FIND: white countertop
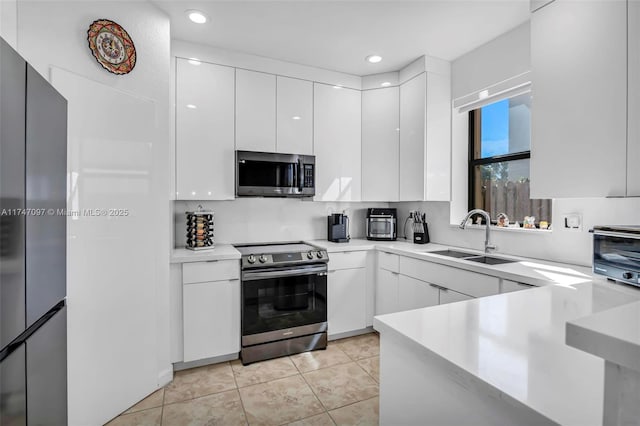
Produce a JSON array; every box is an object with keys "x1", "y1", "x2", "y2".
[
  {"x1": 170, "y1": 244, "x2": 241, "y2": 263},
  {"x1": 567, "y1": 299, "x2": 640, "y2": 372},
  {"x1": 374, "y1": 280, "x2": 640, "y2": 425},
  {"x1": 309, "y1": 238, "x2": 594, "y2": 287}
]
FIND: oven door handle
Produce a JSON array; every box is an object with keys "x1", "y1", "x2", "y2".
[{"x1": 242, "y1": 265, "x2": 328, "y2": 281}]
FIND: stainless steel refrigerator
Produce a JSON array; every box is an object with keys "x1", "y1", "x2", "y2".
[{"x1": 0, "y1": 37, "x2": 68, "y2": 425}]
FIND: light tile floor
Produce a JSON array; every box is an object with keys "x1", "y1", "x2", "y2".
[{"x1": 106, "y1": 333, "x2": 380, "y2": 426}]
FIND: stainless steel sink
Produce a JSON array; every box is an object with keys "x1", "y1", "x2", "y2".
[
  {"x1": 428, "y1": 249, "x2": 479, "y2": 258},
  {"x1": 428, "y1": 249, "x2": 517, "y2": 265},
  {"x1": 464, "y1": 256, "x2": 517, "y2": 265}
]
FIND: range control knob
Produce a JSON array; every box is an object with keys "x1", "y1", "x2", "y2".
[
  {"x1": 259, "y1": 255, "x2": 268, "y2": 263},
  {"x1": 316, "y1": 251, "x2": 324, "y2": 259},
  {"x1": 247, "y1": 255, "x2": 256, "y2": 264},
  {"x1": 307, "y1": 251, "x2": 314, "y2": 259},
  {"x1": 622, "y1": 272, "x2": 634, "y2": 280}
]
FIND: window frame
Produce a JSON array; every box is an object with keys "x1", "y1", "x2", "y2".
[{"x1": 467, "y1": 108, "x2": 531, "y2": 223}]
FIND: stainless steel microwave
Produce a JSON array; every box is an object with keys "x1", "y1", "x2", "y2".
[
  {"x1": 236, "y1": 150, "x2": 315, "y2": 198},
  {"x1": 592, "y1": 225, "x2": 640, "y2": 288}
]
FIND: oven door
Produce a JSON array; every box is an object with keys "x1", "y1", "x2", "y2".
[
  {"x1": 241, "y1": 264, "x2": 327, "y2": 346},
  {"x1": 367, "y1": 217, "x2": 395, "y2": 240},
  {"x1": 593, "y1": 231, "x2": 640, "y2": 286},
  {"x1": 236, "y1": 151, "x2": 314, "y2": 197}
]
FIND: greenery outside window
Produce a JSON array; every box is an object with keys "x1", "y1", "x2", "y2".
[{"x1": 468, "y1": 93, "x2": 552, "y2": 227}]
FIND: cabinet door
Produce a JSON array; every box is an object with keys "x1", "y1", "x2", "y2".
[
  {"x1": 629, "y1": 0, "x2": 640, "y2": 196},
  {"x1": 236, "y1": 69, "x2": 276, "y2": 152},
  {"x1": 399, "y1": 74, "x2": 426, "y2": 201},
  {"x1": 183, "y1": 280, "x2": 240, "y2": 362},
  {"x1": 328, "y1": 268, "x2": 366, "y2": 336},
  {"x1": 362, "y1": 87, "x2": 399, "y2": 201},
  {"x1": 398, "y1": 275, "x2": 439, "y2": 312},
  {"x1": 176, "y1": 59, "x2": 235, "y2": 200},
  {"x1": 276, "y1": 76, "x2": 312, "y2": 155},
  {"x1": 500, "y1": 279, "x2": 533, "y2": 294},
  {"x1": 375, "y1": 268, "x2": 399, "y2": 315},
  {"x1": 530, "y1": 0, "x2": 627, "y2": 198},
  {"x1": 314, "y1": 83, "x2": 362, "y2": 201},
  {"x1": 439, "y1": 288, "x2": 473, "y2": 305}
]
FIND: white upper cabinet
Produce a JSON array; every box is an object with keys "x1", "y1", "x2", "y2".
[
  {"x1": 530, "y1": 0, "x2": 627, "y2": 198},
  {"x1": 276, "y1": 76, "x2": 313, "y2": 155},
  {"x1": 399, "y1": 72, "x2": 451, "y2": 201},
  {"x1": 362, "y1": 87, "x2": 400, "y2": 201},
  {"x1": 236, "y1": 69, "x2": 276, "y2": 152},
  {"x1": 313, "y1": 83, "x2": 362, "y2": 201},
  {"x1": 399, "y1": 74, "x2": 426, "y2": 201},
  {"x1": 628, "y1": 0, "x2": 640, "y2": 196},
  {"x1": 175, "y1": 58, "x2": 235, "y2": 200}
]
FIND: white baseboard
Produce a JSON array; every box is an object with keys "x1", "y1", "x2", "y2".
[{"x1": 157, "y1": 368, "x2": 173, "y2": 387}]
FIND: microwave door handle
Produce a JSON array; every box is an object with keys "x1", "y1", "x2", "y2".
[{"x1": 297, "y1": 159, "x2": 304, "y2": 192}]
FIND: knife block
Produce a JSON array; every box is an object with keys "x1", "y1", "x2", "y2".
[{"x1": 413, "y1": 222, "x2": 430, "y2": 244}]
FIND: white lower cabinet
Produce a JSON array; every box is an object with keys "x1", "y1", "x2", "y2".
[
  {"x1": 376, "y1": 268, "x2": 399, "y2": 315},
  {"x1": 183, "y1": 279, "x2": 240, "y2": 362},
  {"x1": 439, "y1": 288, "x2": 473, "y2": 305},
  {"x1": 328, "y1": 268, "x2": 367, "y2": 336},
  {"x1": 181, "y1": 259, "x2": 241, "y2": 363},
  {"x1": 397, "y1": 275, "x2": 439, "y2": 311}
]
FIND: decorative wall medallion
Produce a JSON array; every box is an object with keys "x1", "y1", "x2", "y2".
[{"x1": 87, "y1": 19, "x2": 136, "y2": 75}]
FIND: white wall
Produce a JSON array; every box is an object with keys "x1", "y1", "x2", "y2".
[
  {"x1": 15, "y1": 1, "x2": 171, "y2": 425},
  {"x1": 174, "y1": 200, "x2": 389, "y2": 247}
]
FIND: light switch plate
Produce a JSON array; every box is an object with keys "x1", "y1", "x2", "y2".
[{"x1": 562, "y1": 213, "x2": 582, "y2": 231}]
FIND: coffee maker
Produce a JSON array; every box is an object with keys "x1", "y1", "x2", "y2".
[{"x1": 327, "y1": 213, "x2": 350, "y2": 243}]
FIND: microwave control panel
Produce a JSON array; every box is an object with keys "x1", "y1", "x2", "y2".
[{"x1": 303, "y1": 164, "x2": 314, "y2": 188}]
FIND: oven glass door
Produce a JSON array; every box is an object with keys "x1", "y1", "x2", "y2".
[
  {"x1": 238, "y1": 159, "x2": 298, "y2": 189},
  {"x1": 369, "y1": 218, "x2": 393, "y2": 237},
  {"x1": 594, "y1": 233, "x2": 640, "y2": 270},
  {"x1": 242, "y1": 265, "x2": 327, "y2": 336}
]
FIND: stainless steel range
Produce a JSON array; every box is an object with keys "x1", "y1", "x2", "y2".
[{"x1": 235, "y1": 242, "x2": 329, "y2": 364}]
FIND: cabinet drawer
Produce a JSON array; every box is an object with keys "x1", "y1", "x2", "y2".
[
  {"x1": 399, "y1": 257, "x2": 499, "y2": 298},
  {"x1": 182, "y1": 260, "x2": 239, "y2": 284},
  {"x1": 439, "y1": 288, "x2": 473, "y2": 305},
  {"x1": 501, "y1": 279, "x2": 534, "y2": 293},
  {"x1": 328, "y1": 251, "x2": 367, "y2": 271},
  {"x1": 378, "y1": 251, "x2": 399, "y2": 273}
]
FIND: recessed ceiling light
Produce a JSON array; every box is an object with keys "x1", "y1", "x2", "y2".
[
  {"x1": 292, "y1": 116, "x2": 301, "y2": 120},
  {"x1": 186, "y1": 104, "x2": 197, "y2": 109},
  {"x1": 381, "y1": 82, "x2": 391, "y2": 87},
  {"x1": 333, "y1": 85, "x2": 342, "y2": 89},
  {"x1": 366, "y1": 55, "x2": 382, "y2": 64},
  {"x1": 187, "y1": 58, "x2": 201, "y2": 66},
  {"x1": 478, "y1": 90, "x2": 489, "y2": 99},
  {"x1": 186, "y1": 10, "x2": 208, "y2": 24}
]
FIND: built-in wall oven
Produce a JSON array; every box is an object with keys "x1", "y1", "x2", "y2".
[
  {"x1": 592, "y1": 225, "x2": 640, "y2": 288},
  {"x1": 236, "y1": 242, "x2": 328, "y2": 364}
]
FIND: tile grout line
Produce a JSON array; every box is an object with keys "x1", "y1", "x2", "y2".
[
  {"x1": 290, "y1": 355, "x2": 333, "y2": 421},
  {"x1": 228, "y1": 361, "x2": 251, "y2": 425},
  {"x1": 160, "y1": 387, "x2": 166, "y2": 426}
]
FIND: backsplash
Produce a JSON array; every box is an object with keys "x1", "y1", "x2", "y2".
[
  {"x1": 173, "y1": 199, "x2": 389, "y2": 247},
  {"x1": 394, "y1": 198, "x2": 640, "y2": 267}
]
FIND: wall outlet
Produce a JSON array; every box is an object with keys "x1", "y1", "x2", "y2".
[{"x1": 562, "y1": 213, "x2": 582, "y2": 231}]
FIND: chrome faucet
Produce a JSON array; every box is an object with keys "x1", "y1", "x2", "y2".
[{"x1": 459, "y1": 209, "x2": 497, "y2": 253}]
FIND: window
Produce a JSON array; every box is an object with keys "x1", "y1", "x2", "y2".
[{"x1": 468, "y1": 93, "x2": 551, "y2": 227}]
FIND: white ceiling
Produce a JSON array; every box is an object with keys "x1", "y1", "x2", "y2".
[{"x1": 152, "y1": 0, "x2": 530, "y2": 76}]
